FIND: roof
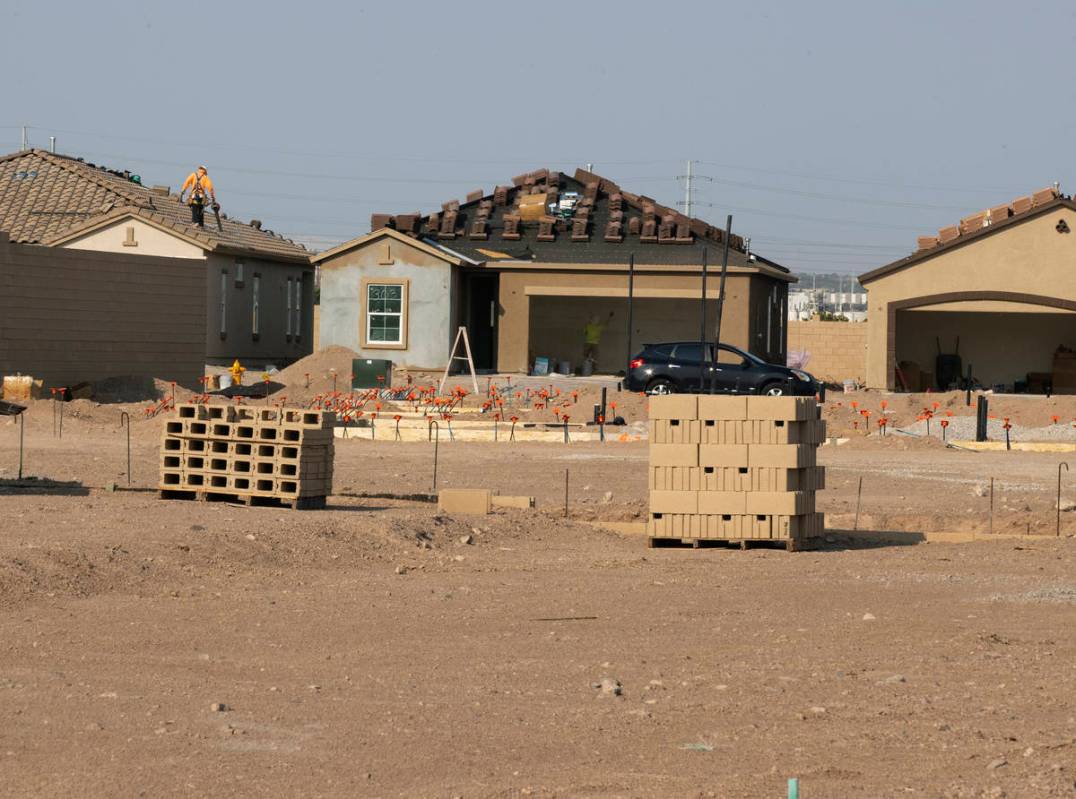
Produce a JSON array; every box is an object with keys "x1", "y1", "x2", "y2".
[
  {"x1": 861, "y1": 192, "x2": 1076, "y2": 284},
  {"x1": 352, "y1": 167, "x2": 790, "y2": 275},
  {"x1": 311, "y1": 226, "x2": 465, "y2": 266},
  {"x1": 0, "y1": 149, "x2": 309, "y2": 262}
]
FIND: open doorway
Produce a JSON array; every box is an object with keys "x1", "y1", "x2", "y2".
[{"x1": 465, "y1": 273, "x2": 499, "y2": 371}]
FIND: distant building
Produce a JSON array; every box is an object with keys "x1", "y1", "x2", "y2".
[
  {"x1": 313, "y1": 167, "x2": 796, "y2": 375},
  {"x1": 0, "y1": 148, "x2": 315, "y2": 367}
]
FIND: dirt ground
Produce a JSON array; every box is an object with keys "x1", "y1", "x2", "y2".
[{"x1": 3, "y1": 403, "x2": 1076, "y2": 797}]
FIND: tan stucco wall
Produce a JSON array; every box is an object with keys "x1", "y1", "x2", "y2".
[
  {"x1": 788, "y1": 320, "x2": 868, "y2": 383},
  {"x1": 496, "y1": 266, "x2": 759, "y2": 373},
  {"x1": 862, "y1": 207, "x2": 1076, "y2": 388},
  {"x1": 62, "y1": 217, "x2": 205, "y2": 260}
]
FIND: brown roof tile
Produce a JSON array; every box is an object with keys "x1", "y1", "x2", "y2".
[{"x1": 0, "y1": 149, "x2": 308, "y2": 262}]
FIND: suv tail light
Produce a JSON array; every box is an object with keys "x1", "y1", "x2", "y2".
[{"x1": 629, "y1": 358, "x2": 644, "y2": 370}]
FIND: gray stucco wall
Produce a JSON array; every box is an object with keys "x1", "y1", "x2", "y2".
[
  {"x1": 205, "y1": 253, "x2": 314, "y2": 367},
  {"x1": 319, "y1": 243, "x2": 454, "y2": 369}
]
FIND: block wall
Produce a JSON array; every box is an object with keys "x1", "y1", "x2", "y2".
[{"x1": 788, "y1": 320, "x2": 868, "y2": 383}]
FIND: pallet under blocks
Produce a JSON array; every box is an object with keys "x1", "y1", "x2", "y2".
[
  {"x1": 159, "y1": 404, "x2": 335, "y2": 509},
  {"x1": 648, "y1": 394, "x2": 825, "y2": 549}
]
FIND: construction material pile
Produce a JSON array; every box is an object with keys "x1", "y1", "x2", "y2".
[
  {"x1": 648, "y1": 394, "x2": 825, "y2": 549},
  {"x1": 159, "y1": 403, "x2": 335, "y2": 509}
]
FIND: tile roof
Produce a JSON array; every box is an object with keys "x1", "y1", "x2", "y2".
[
  {"x1": 0, "y1": 149, "x2": 309, "y2": 262},
  {"x1": 366, "y1": 167, "x2": 788, "y2": 273},
  {"x1": 860, "y1": 192, "x2": 1076, "y2": 284}
]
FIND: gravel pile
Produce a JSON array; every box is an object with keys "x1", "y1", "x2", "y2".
[{"x1": 895, "y1": 415, "x2": 1076, "y2": 443}]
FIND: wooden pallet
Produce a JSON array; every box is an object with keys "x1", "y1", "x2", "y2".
[
  {"x1": 646, "y1": 536, "x2": 820, "y2": 552},
  {"x1": 158, "y1": 488, "x2": 327, "y2": 511}
]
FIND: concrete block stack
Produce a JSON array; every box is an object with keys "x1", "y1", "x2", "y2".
[
  {"x1": 648, "y1": 394, "x2": 825, "y2": 549},
  {"x1": 159, "y1": 404, "x2": 335, "y2": 509}
]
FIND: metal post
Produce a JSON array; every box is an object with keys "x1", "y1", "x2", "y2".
[
  {"x1": 989, "y1": 477, "x2": 994, "y2": 535},
  {"x1": 58, "y1": 396, "x2": 64, "y2": 439},
  {"x1": 429, "y1": 421, "x2": 440, "y2": 492},
  {"x1": 564, "y1": 468, "x2": 569, "y2": 518},
  {"x1": 698, "y1": 247, "x2": 708, "y2": 392},
  {"x1": 965, "y1": 363, "x2": 973, "y2": 407},
  {"x1": 17, "y1": 412, "x2": 25, "y2": 480},
  {"x1": 625, "y1": 254, "x2": 635, "y2": 376},
  {"x1": 1058, "y1": 462, "x2": 1069, "y2": 537},
  {"x1": 120, "y1": 411, "x2": 131, "y2": 486},
  {"x1": 853, "y1": 476, "x2": 863, "y2": 531},
  {"x1": 975, "y1": 395, "x2": 988, "y2": 442},
  {"x1": 710, "y1": 215, "x2": 733, "y2": 394}
]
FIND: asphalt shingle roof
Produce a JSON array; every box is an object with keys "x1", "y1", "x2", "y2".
[{"x1": 0, "y1": 149, "x2": 309, "y2": 262}]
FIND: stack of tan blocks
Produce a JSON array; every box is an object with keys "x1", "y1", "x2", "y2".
[
  {"x1": 648, "y1": 394, "x2": 825, "y2": 549},
  {"x1": 159, "y1": 404, "x2": 335, "y2": 509}
]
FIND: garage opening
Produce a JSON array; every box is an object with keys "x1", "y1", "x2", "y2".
[
  {"x1": 528, "y1": 296, "x2": 721, "y2": 374},
  {"x1": 894, "y1": 303, "x2": 1076, "y2": 392}
]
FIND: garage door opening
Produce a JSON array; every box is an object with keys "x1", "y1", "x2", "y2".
[
  {"x1": 527, "y1": 296, "x2": 721, "y2": 374},
  {"x1": 895, "y1": 306, "x2": 1076, "y2": 391}
]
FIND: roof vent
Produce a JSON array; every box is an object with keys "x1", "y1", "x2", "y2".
[{"x1": 150, "y1": 185, "x2": 170, "y2": 197}]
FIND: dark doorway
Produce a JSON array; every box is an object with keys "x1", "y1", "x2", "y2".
[{"x1": 465, "y1": 273, "x2": 499, "y2": 371}]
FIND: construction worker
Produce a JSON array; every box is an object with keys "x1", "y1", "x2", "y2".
[
  {"x1": 179, "y1": 165, "x2": 216, "y2": 227},
  {"x1": 583, "y1": 311, "x2": 614, "y2": 366}
]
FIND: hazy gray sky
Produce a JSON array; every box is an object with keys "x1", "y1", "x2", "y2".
[{"x1": 4, "y1": 0, "x2": 1075, "y2": 275}]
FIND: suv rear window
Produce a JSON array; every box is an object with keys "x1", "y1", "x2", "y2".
[{"x1": 673, "y1": 343, "x2": 708, "y2": 362}]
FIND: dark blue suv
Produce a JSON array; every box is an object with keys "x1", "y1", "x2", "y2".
[{"x1": 625, "y1": 341, "x2": 819, "y2": 396}]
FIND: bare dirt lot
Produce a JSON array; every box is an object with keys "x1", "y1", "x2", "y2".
[{"x1": 3, "y1": 404, "x2": 1076, "y2": 797}]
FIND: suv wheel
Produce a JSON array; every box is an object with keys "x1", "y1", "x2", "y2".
[
  {"x1": 760, "y1": 381, "x2": 786, "y2": 396},
  {"x1": 646, "y1": 377, "x2": 676, "y2": 395}
]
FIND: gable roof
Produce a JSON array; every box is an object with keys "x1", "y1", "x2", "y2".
[
  {"x1": 0, "y1": 149, "x2": 310, "y2": 263},
  {"x1": 358, "y1": 167, "x2": 789, "y2": 274},
  {"x1": 860, "y1": 196, "x2": 1076, "y2": 284},
  {"x1": 310, "y1": 226, "x2": 465, "y2": 265}
]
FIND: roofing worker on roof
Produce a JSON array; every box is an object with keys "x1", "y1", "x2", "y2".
[{"x1": 178, "y1": 165, "x2": 216, "y2": 228}]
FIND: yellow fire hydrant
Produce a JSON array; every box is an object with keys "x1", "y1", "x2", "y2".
[{"x1": 229, "y1": 359, "x2": 246, "y2": 387}]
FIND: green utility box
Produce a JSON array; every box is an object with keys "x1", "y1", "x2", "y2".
[{"x1": 351, "y1": 358, "x2": 393, "y2": 390}]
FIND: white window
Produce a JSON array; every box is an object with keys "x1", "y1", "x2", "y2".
[
  {"x1": 252, "y1": 274, "x2": 260, "y2": 337},
  {"x1": 235, "y1": 260, "x2": 244, "y2": 286},
  {"x1": 219, "y1": 269, "x2": 227, "y2": 337},
  {"x1": 285, "y1": 278, "x2": 293, "y2": 337},
  {"x1": 366, "y1": 283, "x2": 404, "y2": 344},
  {"x1": 294, "y1": 278, "x2": 302, "y2": 341}
]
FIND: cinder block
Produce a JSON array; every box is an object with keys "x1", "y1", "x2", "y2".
[
  {"x1": 699, "y1": 444, "x2": 749, "y2": 468},
  {"x1": 747, "y1": 444, "x2": 816, "y2": 468},
  {"x1": 650, "y1": 443, "x2": 699, "y2": 467},
  {"x1": 697, "y1": 394, "x2": 748, "y2": 420},
  {"x1": 649, "y1": 466, "x2": 702, "y2": 491},
  {"x1": 649, "y1": 490, "x2": 698, "y2": 514},
  {"x1": 698, "y1": 491, "x2": 747, "y2": 514},
  {"x1": 649, "y1": 394, "x2": 698, "y2": 420},
  {"x1": 700, "y1": 466, "x2": 750, "y2": 492},
  {"x1": 745, "y1": 491, "x2": 814, "y2": 515},
  {"x1": 746, "y1": 396, "x2": 816, "y2": 421},
  {"x1": 492, "y1": 495, "x2": 535, "y2": 509},
  {"x1": 648, "y1": 419, "x2": 702, "y2": 444},
  {"x1": 438, "y1": 488, "x2": 493, "y2": 515}
]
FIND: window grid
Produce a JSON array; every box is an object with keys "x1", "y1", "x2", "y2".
[{"x1": 366, "y1": 283, "x2": 403, "y2": 345}]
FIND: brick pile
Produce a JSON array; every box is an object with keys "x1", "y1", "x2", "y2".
[
  {"x1": 648, "y1": 394, "x2": 825, "y2": 549},
  {"x1": 159, "y1": 404, "x2": 335, "y2": 509}
]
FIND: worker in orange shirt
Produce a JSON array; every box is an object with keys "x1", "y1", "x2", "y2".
[{"x1": 179, "y1": 165, "x2": 217, "y2": 227}]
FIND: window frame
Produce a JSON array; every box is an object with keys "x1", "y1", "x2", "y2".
[
  {"x1": 360, "y1": 278, "x2": 409, "y2": 350},
  {"x1": 285, "y1": 278, "x2": 293, "y2": 339},
  {"x1": 251, "y1": 273, "x2": 261, "y2": 340},
  {"x1": 234, "y1": 259, "x2": 244, "y2": 287},
  {"x1": 219, "y1": 269, "x2": 227, "y2": 339},
  {"x1": 294, "y1": 277, "x2": 302, "y2": 342}
]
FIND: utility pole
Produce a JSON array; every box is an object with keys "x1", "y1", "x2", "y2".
[{"x1": 677, "y1": 160, "x2": 711, "y2": 218}]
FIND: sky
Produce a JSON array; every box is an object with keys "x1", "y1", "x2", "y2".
[{"x1": 3, "y1": 0, "x2": 1075, "y2": 278}]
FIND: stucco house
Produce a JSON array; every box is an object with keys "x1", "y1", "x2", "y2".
[
  {"x1": 313, "y1": 167, "x2": 794, "y2": 375},
  {"x1": 859, "y1": 186, "x2": 1076, "y2": 390},
  {"x1": 0, "y1": 148, "x2": 315, "y2": 368}
]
